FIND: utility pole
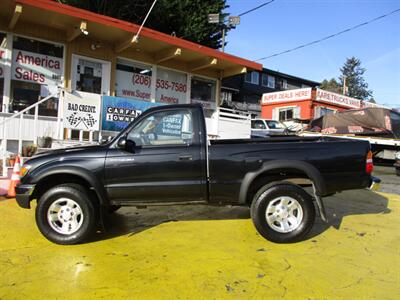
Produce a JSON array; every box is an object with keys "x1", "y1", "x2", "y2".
[
  {"x1": 343, "y1": 76, "x2": 347, "y2": 95},
  {"x1": 208, "y1": 14, "x2": 240, "y2": 52}
]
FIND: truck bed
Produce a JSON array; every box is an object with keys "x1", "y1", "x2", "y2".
[{"x1": 208, "y1": 136, "x2": 371, "y2": 204}]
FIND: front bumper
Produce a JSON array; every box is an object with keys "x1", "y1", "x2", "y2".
[
  {"x1": 15, "y1": 184, "x2": 35, "y2": 209},
  {"x1": 369, "y1": 176, "x2": 381, "y2": 191}
]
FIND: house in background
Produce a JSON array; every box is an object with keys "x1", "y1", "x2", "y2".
[{"x1": 221, "y1": 68, "x2": 320, "y2": 116}]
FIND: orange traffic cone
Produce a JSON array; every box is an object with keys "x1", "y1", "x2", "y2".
[{"x1": 7, "y1": 155, "x2": 21, "y2": 198}]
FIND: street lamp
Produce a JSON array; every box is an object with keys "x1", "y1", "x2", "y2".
[{"x1": 208, "y1": 13, "x2": 240, "y2": 52}]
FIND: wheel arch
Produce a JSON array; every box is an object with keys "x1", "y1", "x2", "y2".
[
  {"x1": 31, "y1": 167, "x2": 108, "y2": 207},
  {"x1": 239, "y1": 160, "x2": 327, "y2": 205}
]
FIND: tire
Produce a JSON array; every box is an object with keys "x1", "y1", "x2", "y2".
[
  {"x1": 108, "y1": 205, "x2": 121, "y2": 213},
  {"x1": 250, "y1": 183, "x2": 315, "y2": 243},
  {"x1": 35, "y1": 184, "x2": 97, "y2": 245}
]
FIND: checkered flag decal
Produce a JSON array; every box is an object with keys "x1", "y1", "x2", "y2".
[{"x1": 67, "y1": 112, "x2": 97, "y2": 129}]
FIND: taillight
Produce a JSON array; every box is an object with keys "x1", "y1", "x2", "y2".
[{"x1": 366, "y1": 151, "x2": 373, "y2": 174}]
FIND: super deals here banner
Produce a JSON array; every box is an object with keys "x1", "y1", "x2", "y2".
[
  {"x1": 101, "y1": 96, "x2": 161, "y2": 132},
  {"x1": 63, "y1": 91, "x2": 101, "y2": 131}
]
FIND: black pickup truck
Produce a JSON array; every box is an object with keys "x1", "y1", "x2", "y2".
[{"x1": 16, "y1": 104, "x2": 377, "y2": 245}]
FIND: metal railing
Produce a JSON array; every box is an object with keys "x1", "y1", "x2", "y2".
[{"x1": 0, "y1": 89, "x2": 62, "y2": 176}]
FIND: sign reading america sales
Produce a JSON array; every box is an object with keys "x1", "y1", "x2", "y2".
[{"x1": 11, "y1": 49, "x2": 64, "y2": 86}]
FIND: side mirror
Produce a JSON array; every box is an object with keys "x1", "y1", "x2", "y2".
[{"x1": 117, "y1": 137, "x2": 127, "y2": 149}]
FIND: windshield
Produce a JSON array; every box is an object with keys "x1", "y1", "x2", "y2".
[{"x1": 266, "y1": 120, "x2": 286, "y2": 129}]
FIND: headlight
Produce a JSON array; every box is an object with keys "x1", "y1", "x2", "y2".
[
  {"x1": 396, "y1": 152, "x2": 400, "y2": 160},
  {"x1": 20, "y1": 165, "x2": 31, "y2": 177}
]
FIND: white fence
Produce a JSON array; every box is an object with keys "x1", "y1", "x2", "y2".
[{"x1": 206, "y1": 107, "x2": 251, "y2": 139}]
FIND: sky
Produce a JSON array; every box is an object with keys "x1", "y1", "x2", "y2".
[{"x1": 224, "y1": 0, "x2": 400, "y2": 108}]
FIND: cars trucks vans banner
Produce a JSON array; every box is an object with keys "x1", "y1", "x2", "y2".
[
  {"x1": 11, "y1": 49, "x2": 63, "y2": 86},
  {"x1": 63, "y1": 91, "x2": 101, "y2": 131},
  {"x1": 101, "y1": 96, "x2": 161, "y2": 132},
  {"x1": 315, "y1": 88, "x2": 361, "y2": 109}
]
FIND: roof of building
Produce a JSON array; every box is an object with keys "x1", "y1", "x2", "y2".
[
  {"x1": 262, "y1": 68, "x2": 321, "y2": 87},
  {"x1": 1, "y1": 0, "x2": 261, "y2": 78},
  {"x1": 262, "y1": 68, "x2": 321, "y2": 86}
]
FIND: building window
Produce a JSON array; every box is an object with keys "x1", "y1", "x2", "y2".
[
  {"x1": 261, "y1": 74, "x2": 268, "y2": 87},
  {"x1": 115, "y1": 58, "x2": 152, "y2": 101},
  {"x1": 10, "y1": 36, "x2": 64, "y2": 116},
  {"x1": 245, "y1": 71, "x2": 259, "y2": 85},
  {"x1": 267, "y1": 75, "x2": 275, "y2": 88},
  {"x1": 76, "y1": 59, "x2": 102, "y2": 94},
  {"x1": 0, "y1": 32, "x2": 6, "y2": 111},
  {"x1": 263, "y1": 74, "x2": 275, "y2": 88},
  {"x1": 282, "y1": 79, "x2": 288, "y2": 89},
  {"x1": 156, "y1": 67, "x2": 187, "y2": 104},
  {"x1": 279, "y1": 107, "x2": 294, "y2": 121},
  {"x1": 191, "y1": 76, "x2": 216, "y2": 110}
]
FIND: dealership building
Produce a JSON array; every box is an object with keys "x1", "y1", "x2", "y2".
[{"x1": 0, "y1": 0, "x2": 261, "y2": 153}]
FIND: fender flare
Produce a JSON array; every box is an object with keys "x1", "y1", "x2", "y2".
[
  {"x1": 238, "y1": 160, "x2": 327, "y2": 204},
  {"x1": 31, "y1": 165, "x2": 109, "y2": 206}
]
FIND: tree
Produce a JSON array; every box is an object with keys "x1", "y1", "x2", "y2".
[
  {"x1": 339, "y1": 57, "x2": 373, "y2": 101},
  {"x1": 320, "y1": 57, "x2": 373, "y2": 101},
  {"x1": 320, "y1": 78, "x2": 341, "y2": 94},
  {"x1": 58, "y1": 0, "x2": 230, "y2": 49}
]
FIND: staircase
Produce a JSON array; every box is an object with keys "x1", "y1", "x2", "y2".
[{"x1": 0, "y1": 88, "x2": 99, "y2": 195}]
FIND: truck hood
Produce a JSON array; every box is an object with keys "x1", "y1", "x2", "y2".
[{"x1": 24, "y1": 145, "x2": 107, "y2": 168}]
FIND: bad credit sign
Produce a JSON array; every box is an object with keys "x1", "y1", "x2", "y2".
[
  {"x1": 63, "y1": 91, "x2": 101, "y2": 131},
  {"x1": 12, "y1": 49, "x2": 63, "y2": 86},
  {"x1": 156, "y1": 68, "x2": 187, "y2": 104},
  {"x1": 261, "y1": 88, "x2": 312, "y2": 104}
]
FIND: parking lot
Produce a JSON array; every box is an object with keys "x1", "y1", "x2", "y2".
[{"x1": 0, "y1": 167, "x2": 399, "y2": 299}]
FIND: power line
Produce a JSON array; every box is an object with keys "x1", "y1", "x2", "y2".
[
  {"x1": 238, "y1": 0, "x2": 275, "y2": 17},
  {"x1": 255, "y1": 7, "x2": 400, "y2": 61},
  {"x1": 179, "y1": 0, "x2": 276, "y2": 40}
]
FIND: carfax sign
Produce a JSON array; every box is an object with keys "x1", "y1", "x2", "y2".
[{"x1": 101, "y1": 96, "x2": 161, "y2": 132}]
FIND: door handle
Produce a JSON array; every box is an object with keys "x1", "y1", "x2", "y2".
[{"x1": 179, "y1": 155, "x2": 193, "y2": 161}]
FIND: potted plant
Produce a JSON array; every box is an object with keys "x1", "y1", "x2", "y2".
[
  {"x1": 22, "y1": 144, "x2": 37, "y2": 157},
  {"x1": 37, "y1": 127, "x2": 53, "y2": 148},
  {"x1": 8, "y1": 154, "x2": 16, "y2": 167}
]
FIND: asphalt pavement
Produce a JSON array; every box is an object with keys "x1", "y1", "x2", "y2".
[{"x1": 373, "y1": 165, "x2": 399, "y2": 195}]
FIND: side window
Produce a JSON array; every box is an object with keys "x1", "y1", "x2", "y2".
[
  {"x1": 251, "y1": 120, "x2": 266, "y2": 129},
  {"x1": 127, "y1": 109, "x2": 194, "y2": 146}
]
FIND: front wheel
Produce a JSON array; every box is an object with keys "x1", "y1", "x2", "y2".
[
  {"x1": 35, "y1": 184, "x2": 97, "y2": 245},
  {"x1": 250, "y1": 183, "x2": 315, "y2": 243}
]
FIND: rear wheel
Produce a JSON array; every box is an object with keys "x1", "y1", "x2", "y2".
[
  {"x1": 35, "y1": 184, "x2": 97, "y2": 245},
  {"x1": 250, "y1": 183, "x2": 315, "y2": 243}
]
